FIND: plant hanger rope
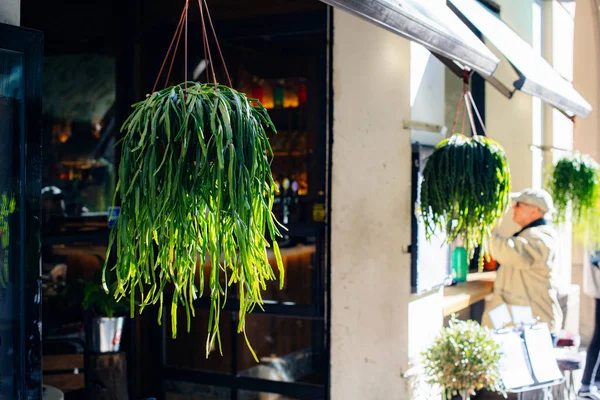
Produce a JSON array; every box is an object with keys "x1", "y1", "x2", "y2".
[
  {"x1": 151, "y1": 0, "x2": 232, "y2": 93},
  {"x1": 449, "y1": 70, "x2": 487, "y2": 139},
  {"x1": 106, "y1": 0, "x2": 285, "y2": 360},
  {"x1": 420, "y1": 70, "x2": 511, "y2": 268},
  {"x1": 151, "y1": 1, "x2": 188, "y2": 94},
  {"x1": 200, "y1": 0, "x2": 232, "y2": 87}
]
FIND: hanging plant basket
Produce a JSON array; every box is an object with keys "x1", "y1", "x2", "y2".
[
  {"x1": 106, "y1": 82, "x2": 284, "y2": 358},
  {"x1": 420, "y1": 135, "x2": 511, "y2": 264},
  {"x1": 547, "y1": 152, "x2": 600, "y2": 242},
  {"x1": 419, "y1": 74, "x2": 511, "y2": 267},
  {"x1": 104, "y1": 0, "x2": 284, "y2": 359}
]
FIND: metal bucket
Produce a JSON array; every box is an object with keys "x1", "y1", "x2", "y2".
[{"x1": 89, "y1": 317, "x2": 124, "y2": 353}]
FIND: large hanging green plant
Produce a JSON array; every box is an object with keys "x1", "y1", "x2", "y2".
[
  {"x1": 419, "y1": 134, "x2": 511, "y2": 265},
  {"x1": 104, "y1": 82, "x2": 284, "y2": 358},
  {"x1": 0, "y1": 192, "x2": 15, "y2": 288},
  {"x1": 548, "y1": 152, "x2": 600, "y2": 224}
]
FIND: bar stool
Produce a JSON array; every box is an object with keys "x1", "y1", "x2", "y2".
[{"x1": 554, "y1": 347, "x2": 585, "y2": 399}]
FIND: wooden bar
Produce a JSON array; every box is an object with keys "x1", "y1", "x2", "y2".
[
  {"x1": 42, "y1": 354, "x2": 85, "y2": 393},
  {"x1": 43, "y1": 354, "x2": 84, "y2": 371},
  {"x1": 443, "y1": 271, "x2": 496, "y2": 316},
  {"x1": 43, "y1": 374, "x2": 85, "y2": 393}
]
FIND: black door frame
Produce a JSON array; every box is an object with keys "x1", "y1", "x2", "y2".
[
  {"x1": 150, "y1": 7, "x2": 334, "y2": 400},
  {"x1": 0, "y1": 22, "x2": 44, "y2": 400}
]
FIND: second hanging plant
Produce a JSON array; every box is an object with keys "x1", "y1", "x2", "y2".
[
  {"x1": 419, "y1": 135, "x2": 511, "y2": 266},
  {"x1": 547, "y1": 151, "x2": 600, "y2": 244},
  {"x1": 419, "y1": 74, "x2": 511, "y2": 267}
]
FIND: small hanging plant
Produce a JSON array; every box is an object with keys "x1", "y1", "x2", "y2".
[
  {"x1": 422, "y1": 317, "x2": 505, "y2": 400},
  {"x1": 419, "y1": 75, "x2": 511, "y2": 267},
  {"x1": 547, "y1": 152, "x2": 600, "y2": 232},
  {"x1": 419, "y1": 134, "x2": 511, "y2": 266},
  {"x1": 104, "y1": 0, "x2": 285, "y2": 360}
]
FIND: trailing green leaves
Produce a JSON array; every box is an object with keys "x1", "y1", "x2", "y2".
[
  {"x1": 105, "y1": 82, "x2": 284, "y2": 358},
  {"x1": 419, "y1": 135, "x2": 511, "y2": 267},
  {"x1": 0, "y1": 192, "x2": 15, "y2": 288},
  {"x1": 547, "y1": 152, "x2": 600, "y2": 246}
]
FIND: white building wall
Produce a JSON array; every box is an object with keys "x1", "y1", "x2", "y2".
[
  {"x1": 331, "y1": 0, "x2": 593, "y2": 397},
  {"x1": 331, "y1": 6, "x2": 445, "y2": 399},
  {"x1": 0, "y1": 0, "x2": 20, "y2": 26},
  {"x1": 573, "y1": 0, "x2": 600, "y2": 345}
]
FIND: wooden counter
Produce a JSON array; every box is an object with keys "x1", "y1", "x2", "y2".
[
  {"x1": 442, "y1": 271, "x2": 496, "y2": 316},
  {"x1": 51, "y1": 243, "x2": 315, "y2": 264}
]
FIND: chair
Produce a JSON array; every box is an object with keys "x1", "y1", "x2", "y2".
[
  {"x1": 553, "y1": 335, "x2": 584, "y2": 399},
  {"x1": 43, "y1": 339, "x2": 85, "y2": 395}
]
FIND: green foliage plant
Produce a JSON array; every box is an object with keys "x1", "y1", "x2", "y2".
[
  {"x1": 0, "y1": 193, "x2": 16, "y2": 288},
  {"x1": 105, "y1": 82, "x2": 284, "y2": 359},
  {"x1": 547, "y1": 152, "x2": 600, "y2": 246},
  {"x1": 422, "y1": 317, "x2": 505, "y2": 400},
  {"x1": 419, "y1": 134, "x2": 511, "y2": 268}
]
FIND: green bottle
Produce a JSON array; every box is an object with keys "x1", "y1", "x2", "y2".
[{"x1": 451, "y1": 240, "x2": 468, "y2": 283}]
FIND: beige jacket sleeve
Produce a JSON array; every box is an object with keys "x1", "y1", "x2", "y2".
[
  {"x1": 488, "y1": 229, "x2": 551, "y2": 269},
  {"x1": 485, "y1": 225, "x2": 562, "y2": 332}
]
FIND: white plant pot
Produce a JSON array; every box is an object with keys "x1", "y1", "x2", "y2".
[{"x1": 89, "y1": 317, "x2": 124, "y2": 353}]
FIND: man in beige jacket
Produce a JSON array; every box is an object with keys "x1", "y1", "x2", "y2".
[{"x1": 482, "y1": 188, "x2": 563, "y2": 334}]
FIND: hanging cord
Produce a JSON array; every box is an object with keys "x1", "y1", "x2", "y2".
[
  {"x1": 202, "y1": 0, "x2": 232, "y2": 88},
  {"x1": 185, "y1": 0, "x2": 189, "y2": 90},
  {"x1": 468, "y1": 91, "x2": 487, "y2": 137},
  {"x1": 151, "y1": 0, "x2": 232, "y2": 93},
  {"x1": 198, "y1": 0, "x2": 217, "y2": 86},
  {"x1": 199, "y1": 0, "x2": 210, "y2": 83},
  {"x1": 165, "y1": 3, "x2": 187, "y2": 90},
  {"x1": 450, "y1": 88, "x2": 465, "y2": 137},
  {"x1": 461, "y1": 96, "x2": 467, "y2": 137},
  {"x1": 152, "y1": 4, "x2": 188, "y2": 94},
  {"x1": 449, "y1": 69, "x2": 489, "y2": 138},
  {"x1": 462, "y1": 70, "x2": 475, "y2": 137},
  {"x1": 464, "y1": 91, "x2": 477, "y2": 137}
]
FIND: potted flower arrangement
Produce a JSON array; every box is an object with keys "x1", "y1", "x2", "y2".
[{"x1": 421, "y1": 318, "x2": 505, "y2": 400}]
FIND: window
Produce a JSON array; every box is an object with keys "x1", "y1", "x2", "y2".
[
  {"x1": 150, "y1": 8, "x2": 331, "y2": 400},
  {"x1": 42, "y1": 54, "x2": 117, "y2": 215},
  {"x1": 410, "y1": 143, "x2": 452, "y2": 294}
]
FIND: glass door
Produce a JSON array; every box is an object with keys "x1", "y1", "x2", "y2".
[{"x1": 0, "y1": 22, "x2": 43, "y2": 400}]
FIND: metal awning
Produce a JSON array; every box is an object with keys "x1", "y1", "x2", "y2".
[
  {"x1": 320, "y1": 0, "x2": 500, "y2": 76},
  {"x1": 449, "y1": 0, "x2": 592, "y2": 119}
]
